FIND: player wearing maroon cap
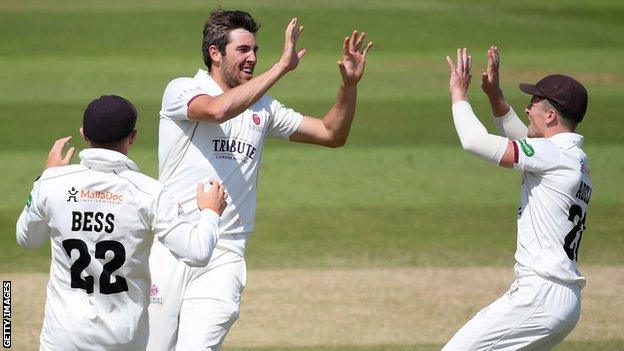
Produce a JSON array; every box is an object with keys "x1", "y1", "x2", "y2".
[
  {"x1": 17, "y1": 95, "x2": 227, "y2": 350},
  {"x1": 443, "y1": 47, "x2": 591, "y2": 350}
]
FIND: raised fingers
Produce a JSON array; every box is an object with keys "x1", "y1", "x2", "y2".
[
  {"x1": 285, "y1": 18, "x2": 296, "y2": 41},
  {"x1": 342, "y1": 36, "x2": 350, "y2": 57},
  {"x1": 362, "y1": 41, "x2": 373, "y2": 57},
  {"x1": 446, "y1": 55, "x2": 457, "y2": 73},
  {"x1": 63, "y1": 146, "x2": 76, "y2": 164},
  {"x1": 354, "y1": 32, "x2": 365, "y2": 52},
  {"x1": 50, "y1": 136, "x2": 72, "y2": 155},
  {"x1": 348, "y1": 30, "x2": 357, "y2": 53},
  {"x1": 456, "y1": 48, "x2": 462, "y2": 74}
]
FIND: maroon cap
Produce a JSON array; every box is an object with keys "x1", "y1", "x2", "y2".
[
  {"x1": 519, "y1": 74, "x2": 588, "y2": 122},
  {"x1": 83, "y1": 95, "x2": 137, "y2": 143}
]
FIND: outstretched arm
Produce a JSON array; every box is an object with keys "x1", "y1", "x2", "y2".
[
  {"x1": 188, "y1": 18, "x2": 307, "y2": 123},
  {"x1": 447, "y1": 48, "x2": 516, "y2": 168},
  {"x1": 290, "y1": 31, "x2": 373, "y2": 147},
  {"x1": 481, "y1": 46, "x2": 528, "y2": 138}
]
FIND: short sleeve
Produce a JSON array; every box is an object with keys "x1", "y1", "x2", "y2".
[
  {"x1": 512, "y1": 138, "x2": 561, "y2": 173},
  {"x1": 160, "y1": 78, "x2": 210, "y2": 121},
  {"x1": 266, "y1": 97, "x2": 304, "y2": 139}
]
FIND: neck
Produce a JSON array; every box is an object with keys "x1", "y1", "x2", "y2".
[
  {"x1": 208, "y1": 67, "x2": 232, "y2": 92},
  {"x1": 90, "y1": 144, "x2": 128, "y2": 155}
]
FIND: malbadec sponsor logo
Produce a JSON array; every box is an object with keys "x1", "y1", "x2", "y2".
[{"x1": 67, "y1": 187, "x2": 125, "y2": 203}]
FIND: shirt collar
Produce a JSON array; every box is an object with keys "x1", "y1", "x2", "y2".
[
  {"x1": 79, "y1": 148, "x2": 140, "y2": 172},
  {"x1": 548, "y1": 132, "x2": 584, "y2": 149},
  {"x1": 195, "y1": 69, "x2": 224, "y2": 95}
]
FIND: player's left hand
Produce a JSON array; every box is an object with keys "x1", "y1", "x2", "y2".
[
  {"x1": 46, "y1": 136, "x2": 76, "y2": 169},
  {"x1": 446, "y1": 47, "x2": 472, "y2": 103},
  {"x1": 338, "y1": 31, "x2": 373, "y2": 87}
]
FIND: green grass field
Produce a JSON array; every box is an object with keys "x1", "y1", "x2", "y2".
[{"x1": 1, "y1": 0, "x2": 623, "y2": 350}]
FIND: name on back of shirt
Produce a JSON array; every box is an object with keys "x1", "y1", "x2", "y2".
[{"x1": 71, "y1": 211, "x2": 115, "y2": 233}]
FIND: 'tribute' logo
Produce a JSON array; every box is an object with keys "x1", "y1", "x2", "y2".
[{"x1": 212, "y1": 138, "x2": 257, "y2": 162}]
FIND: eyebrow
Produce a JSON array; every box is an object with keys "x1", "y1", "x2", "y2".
[{"x1": 236, "y1": 44, "x2": 259, "y2": 50}]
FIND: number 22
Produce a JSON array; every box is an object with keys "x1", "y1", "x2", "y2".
[{"x1": 62, "y1": 239, "x2": 128, "y2": 294}]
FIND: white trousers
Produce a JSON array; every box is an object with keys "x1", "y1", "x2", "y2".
[
  {"x1": 147, "y1": 242, "x2": 246, "y2": 351},
  {"x1": 442, "y1": 275, "x2": 581, "y2": 351}
]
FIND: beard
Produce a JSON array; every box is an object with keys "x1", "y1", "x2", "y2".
[{"x1": 220, "y1": 61, "x2": 253, "y2": 89}]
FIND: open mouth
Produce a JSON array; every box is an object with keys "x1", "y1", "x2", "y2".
[{"x1": 242, "y1": 67, "x2": 254, "y2": 76}]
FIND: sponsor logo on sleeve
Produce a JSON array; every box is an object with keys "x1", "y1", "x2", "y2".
[
  {"x1": 26, "y1": 194, "x2": 32, "y2": 208},
  {"x1": 519, "y1": 139, "x2": 535, "y2": 157}
]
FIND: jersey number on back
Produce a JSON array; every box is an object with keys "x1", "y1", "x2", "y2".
[
  {"x1": 62, "y1": 239, "x2": 128, "y2": 294},
  {"x1": 563, "y1": 204, "x2": 586, "y2": 261}
]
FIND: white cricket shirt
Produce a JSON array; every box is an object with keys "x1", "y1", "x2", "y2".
[
  {"x1": 158, "y1": 69, "x2": 303, "y2": 255},
  {"x1": 16, "y1": 149, "x2": 219, "y2": 350},
  {"x1": 512, "y1": 134, "x2": 592, "y2": 287}
]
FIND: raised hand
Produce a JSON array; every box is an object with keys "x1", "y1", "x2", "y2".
[
  {"x1": 46, "y1": 136, "x2": 76, "y2": 169},
  {"x1": 481, "y1": 45, "x2": 502, "y2": 96},
  {"x1": 278, "y1": 17, "x2": 307, "y2": 72},
  {"x1": 196, "y1": 180, "x2": 228, "y2": 215},
  {"x1": 338, "y1": 31, "x2": 373, "y2": 87},
  {"x1": 446, "y1": 47, "x2": 472, "y2": 103}
]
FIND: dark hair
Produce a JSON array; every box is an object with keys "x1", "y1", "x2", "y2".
[{"x1": 202, "y1": 9, "x2": 260, "y2": 70}]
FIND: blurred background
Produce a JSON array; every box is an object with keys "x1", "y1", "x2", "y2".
[{"x1": 1, "y1": 1, "x2": 622, "y2": 350}]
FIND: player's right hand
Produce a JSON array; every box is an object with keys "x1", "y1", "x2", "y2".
[
  {"x1": 46, "y1": 136, "x2": 76, "y2": 169},
  {"x1": 196, "y1": 180, "x2": 227, "y2": 215},
  {"x1": 480, "y1": 45, "x2": 502, "y2": 96},
  {"x1": 446, "y1": 47, "x2": 472, "y2": 103},
  {"x1": 278, "y1": 17, "x2": 306, "y2": 72}
]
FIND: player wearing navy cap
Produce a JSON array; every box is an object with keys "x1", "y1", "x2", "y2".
[
  {"x1": 443, "y1": 47, "x2": 591, "y2": 350},
  {"x1": 17, "y1": 95, "x2": 227, "y2": 350}
]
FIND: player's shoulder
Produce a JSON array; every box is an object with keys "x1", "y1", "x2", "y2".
[
  {"x1": 115, "y1": 169, "x2": 164, "y2": 197},
  {"x1": 516, "y1": 137, "x2": 558, "y2": 155},
  {"x1": 163, "y1": 76, "x2": 202, "y2": 94},
  {"x1": 39, "y1": 164, "x2": 89, "y2": 182}
]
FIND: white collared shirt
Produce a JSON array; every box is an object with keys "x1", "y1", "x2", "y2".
[
  {"x1": 512, "y1": 133, "x2": 591, "y2": 287},
  {"x1": 157, "y1": 69, "x2": 304, "y2": 254},
  {"x1": 16, "y1": 148, "x2": 219, "y2": 350}
]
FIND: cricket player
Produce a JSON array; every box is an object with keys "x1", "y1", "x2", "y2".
[
  {"x1": 442, "y1": 47, "x2": 591, "y2": 350},
  {"x1": 148, "y1": 9, "x2": 373, "y2": 350},
  {"x1": 16, "y1": 95, "x2": 227, "y2": 351}
]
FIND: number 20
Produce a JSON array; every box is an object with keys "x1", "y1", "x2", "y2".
[{"x1": 62, "y1": 239, "x2": 128, "y2": 294}]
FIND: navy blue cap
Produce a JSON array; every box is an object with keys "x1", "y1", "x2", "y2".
[{"x1": 83, "y1": 95, "x2": 137, "y2": 143}]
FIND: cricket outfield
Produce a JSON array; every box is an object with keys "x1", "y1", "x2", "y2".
[{"x1": 1, "y1": 0, "x2": 623, "y2": 350}]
